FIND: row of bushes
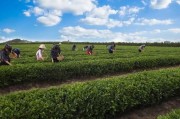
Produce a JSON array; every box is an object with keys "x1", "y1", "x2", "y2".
[
  {"x1": 0, "y1": 67, "x2": 180, "y2": 118},
  {"x1": 157, "y1": 109, "x2": 180, "y2": 119},
  {"x1": 0, "y1": 56, "x2": 180, "y2": 88},
  {"x1": 3, "y1": 41, "x2": 180, "y2": 47}
]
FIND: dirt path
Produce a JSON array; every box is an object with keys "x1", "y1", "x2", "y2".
[{"x1": 115, "y1": 97, "x2": 180, "y2": 119}]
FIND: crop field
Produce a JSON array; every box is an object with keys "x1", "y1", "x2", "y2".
[
  {"x1": 0, "y1": 43, "x2": 180, "y2": 65},
  {"x1": 0, "y1": 43, "x2": 180, "y2": 119}
]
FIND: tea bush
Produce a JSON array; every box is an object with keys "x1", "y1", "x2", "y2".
[
  {"x1": 0, "y1": 67, "x2": 180, "y2": 118},
  {"x1": 0, "y1": 56, "x2": 180, "y2": 88}
]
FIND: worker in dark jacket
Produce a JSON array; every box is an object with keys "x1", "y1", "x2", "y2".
[
  {"x1": 51, "y1": 44, "x2": 61, "y2": 63},
  {"x1": 107, "y1": 45, "x2": 115, "y2": 53},
  {"x1": 0, "y1": 44, "x2": 12, "y2": 65},
  {"x1": 11, "y1": 48, "x2": 21, "y2": 58}
]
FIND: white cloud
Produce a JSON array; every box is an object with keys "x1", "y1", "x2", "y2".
[
  {"x1": 23, "y1": 10, "x2": 31, "y2": 17},
  {"x1": 24, "y1": 0, "x2": 96, "y2": 26},
  {"x1": 23, "y1": 6, "x2": 62, "y2": 26},
  {"x1": 0, "y1": 36, "x2": 8, "y2": 43},
  {"x1": 34, "y1": 0, "x2": 96, "y2": 15},
  {"x1": 85, "y1": 5, "x2": 117, "y2": 19},
  {"x1": 175, "y1": 0, "x2": 180, "y2": 4},
  {"x1": 131, "y1": 28, "x2": 180, "y2": 35},
  {"x1": 168, "y1": 28, "x2": 180, "y2": 33},
  {"x1": 135, "y1": 18, "x2": 173, "y2": 25},
  {"x1": 123, "y1": 18, "x2": 135, "y2": 26},
  {"x1": 81, "y1": 17, "x2": 107, "y2": 26},
  {"x1": 49, "y1": 9, "x2": 62, "y2": 16},
  {"x1": 81, "y1": 17, "x2": 123, "y2": 28},
  {"x1": 119, "y1": 6, "x2": 144, "y2": 16},
  {"x1": 37, "y1": 14, "x2": 61, "y2": 26},
  {"x1": 81, "y1": 5, "x2": 122, "y2": 28},
  {"x1": 141, "y1": 0, "x2": 147, "y2": 5},
  {"x1": 24, "y1": 6, "x2": 45, "y2": 16},
  {"x1": 59, "y1": 26, "x2": 180, "y2": 43},
  {"x1": 150, "y1": 0, "x2": 172, "y2": 9},
  {"x1": 107, "y1": 19, "x2": 123, "y2": 28},
  {"x1": 58, "y1": 26, "x2": 153, "y2": 42},
  {"x1": 33, "y1": 7, "x2": 44, "y2": 16},
  {"x1": 3, "y1": 28, "x2": 15, "y2": 34}
]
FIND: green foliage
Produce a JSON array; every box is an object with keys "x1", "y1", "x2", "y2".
[
  {"x1": 0, "y1": 56, "x2": 180, "y2": 88},
  {"x1": 0, "y1": 44, "x2": 180, "y2": 88},
  {"x1": 157, "y1": 109, "x2": 180, "y2": 119},
  {"x1": 0, "y1": 67, "x2": 180, "y2": 119}
]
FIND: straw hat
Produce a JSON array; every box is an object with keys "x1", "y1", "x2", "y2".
[{"x1": 39, "y1": 44, "x2": 46, "y2": 49}]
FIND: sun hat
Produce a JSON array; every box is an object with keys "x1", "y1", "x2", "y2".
[{"x1": 39, "y1": 44, "x2": 46, "y2": 49}]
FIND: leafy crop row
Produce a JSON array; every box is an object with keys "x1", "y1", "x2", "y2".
[
  {"x1": 0, "y1": 67, "x2": 180, "y2": 118},
  {"x1": 0, "y1": 56, "x2": 180, "y2": 88}
]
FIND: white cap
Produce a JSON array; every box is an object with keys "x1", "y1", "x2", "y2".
[{"x1": 39, "y1": 44, "x2": 46, "y2": 49}]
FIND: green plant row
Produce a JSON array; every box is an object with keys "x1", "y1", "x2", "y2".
[
  {"x1": 0, "y1": 67, "x2": 180, "y2": 119},
  {"x1": 0, "y1": 56, "x2": 180, "y2": 88},
  {"x1": 157, "y1": 109, "x2": 180, "y2": 119}
]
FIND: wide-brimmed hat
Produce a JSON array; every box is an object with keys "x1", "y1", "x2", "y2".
[{"x1": 39, "y1": 44, "x2": 46, "y2": 49}]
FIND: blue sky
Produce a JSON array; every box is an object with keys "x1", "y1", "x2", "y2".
[{"x1": 0, "y1": 0, "x2": 180, "y2": 43}]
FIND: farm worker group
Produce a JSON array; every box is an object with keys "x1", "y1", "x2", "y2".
[{"x1": 0, "y1": 43, "x2": 146, "y2": 66}]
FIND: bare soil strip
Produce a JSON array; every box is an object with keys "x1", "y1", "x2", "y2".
[{"x1": 115, "y1": 97, "x2": 180, "y2": 119}]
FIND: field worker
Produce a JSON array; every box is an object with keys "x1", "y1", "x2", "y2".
[
  {"x1": 112, "y1": 42, "x2": 116, "y2": 49},
  {"x1": 83, "y1": 45, "x2": 89, "y2": 51},
  {"x1": 51, "y1": 44, "x2": 61, "y2": 63},
  {"x1": 86, "y1": 45, "x2": 94, "y2": 55},
  {"x1": 138, "y1": 44, "x2": 146, "y2": 52},
  {"x1": 0, "y1": 44, "x2": 12, "y2": 65},
  {"x1": 107, "y1": 45, "x2": 115, "y2": 53},
  {"x1": 72, "y1": 44, "x2": 76, "y2": 51},
  {"x1": 36, "y1": 44, "x2": 46, "y2": 61},
  {"x1": 11, "y1": 48, "x2": 20, "y2": 58}
]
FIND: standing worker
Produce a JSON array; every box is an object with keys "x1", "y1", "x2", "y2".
[
  {"x1": 0, "y1": 44, "x2": 12, "y2": 65},
  {"x1": 36, "y1": 44, "x2": 46, "y2": 61}
]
